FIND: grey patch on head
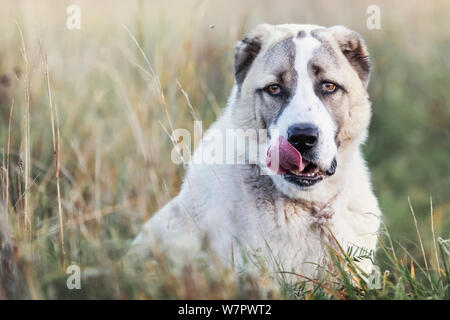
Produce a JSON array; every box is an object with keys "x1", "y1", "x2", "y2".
[
  {"x1": 297, "y1": 30, "x2": 306, "y2": 38},
  {"x1": 307, "y1": 46, "x2": 338, "y2": 82},
  {"x1": 262, "y1": 36, "x2": 296, "y2": 68},
  {"x1": 257, "y1": 37, "x2": 297, "y2": 129},
  {"x1": 307, "y1": 43, "x2": 339, "y2": 98},
  {"x1": 310, "y1": 31, "x2": 339, "y2": 66}
]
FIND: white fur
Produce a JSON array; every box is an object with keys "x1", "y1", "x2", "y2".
[{"x1": 130, "y1": 24, "x2": 382, "y2": 282}]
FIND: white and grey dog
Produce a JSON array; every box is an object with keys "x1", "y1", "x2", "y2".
[{"x1": 130, "y1": 24, "x2": 382, "y2": 279}]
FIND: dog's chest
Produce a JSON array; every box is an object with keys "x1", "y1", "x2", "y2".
[
  {"x1": 250, "y1": 196, "x2": 377, "y2": 272},
  {"x1": 234, "y1": 198, "x2": 336, "y2": 275}
]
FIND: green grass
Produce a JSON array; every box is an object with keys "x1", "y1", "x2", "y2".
[{"x1": 0, "y1": 0, "x2": 449, "y2": 299}]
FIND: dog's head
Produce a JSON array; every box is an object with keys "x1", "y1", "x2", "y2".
[{"x1": 232, "y1": 24, "x2": 372, "y2": 198}]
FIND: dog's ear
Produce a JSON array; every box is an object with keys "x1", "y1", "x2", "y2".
[
  {"x1": 234, "y1": 24, "x2": 271, "y2": 86},
  {"x1": 329, "y1": 26, "x2": 371, "y2": 88}
]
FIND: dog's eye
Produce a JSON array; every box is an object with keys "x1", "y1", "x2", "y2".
[
  {"x1": 266, "y1": 84, "x2": 281, "y2": 96},
  {"x1": 321, "y1": 82, "x2": 337, "y2": 94}
]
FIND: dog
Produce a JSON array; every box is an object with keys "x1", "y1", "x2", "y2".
[{"x1": 130, "y1": 24, "x2": 382, "y2": 280}]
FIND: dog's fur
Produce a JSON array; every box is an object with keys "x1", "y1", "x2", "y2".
[{"x1": 130, "y1": 24, "x2": 382, "y2": 279}]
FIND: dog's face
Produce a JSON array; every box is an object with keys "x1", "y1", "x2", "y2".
[{"x1": 233, "y1": 24, "x2": 372, "y2": 198}]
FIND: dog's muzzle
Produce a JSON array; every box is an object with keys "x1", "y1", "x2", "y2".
[{"x1": 266, "y1": 123, "x2": 337, "y2": 187}]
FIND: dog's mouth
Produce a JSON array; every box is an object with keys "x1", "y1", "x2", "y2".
[
  {"x1": 284, "y1": 160, "x2": 324, "y2": 187},
  {"x1": 266, "y1": 136, "x2": 330, "y2": 187},
  {"x1": 288, "y1": 161, "x2": 323, "y2": 178}
]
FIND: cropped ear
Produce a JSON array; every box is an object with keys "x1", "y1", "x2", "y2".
[
  {"x1": 234, "y1": 24, "x2": 271, "y2": 86},
  {"x1": 329, "y1": 26, "x2": 371, "y2": 87}
]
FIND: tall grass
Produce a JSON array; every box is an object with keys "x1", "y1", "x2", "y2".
[{"x1": 0, "y1": 0, "x2": 449, "y2": 299}]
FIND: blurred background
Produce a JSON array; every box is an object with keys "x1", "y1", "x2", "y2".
[{"x1": 0, "y1": 0, "x2": 448, "y2": 299}]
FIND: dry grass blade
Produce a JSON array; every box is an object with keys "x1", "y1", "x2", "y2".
[
  {"x1": 408, "y1": 196, "x2": 433, "y2": 289},
  {"x1": 5, "y1": 98, "x2": 14, "y2": 218},
  {"x1": 39, "y1": 35, "x2": 65, "y2": 268},
  {"x1": 16, "y1": 21, "x2": 32, "y2": 234},
  {"x1": 429, "y1": 197, "x2": 441, "y2": 273},
  {"x1": 176, "y1": 79, "x2": 198, "y2": 121},
  {"x1": 54, "y1": 102, "x2": 65, "y2": 267},
  {"x1": 121, "y1": 23, "x2": 166, "y2": 104}
]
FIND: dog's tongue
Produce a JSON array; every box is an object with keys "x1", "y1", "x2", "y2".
[{"x1": 267, "y1": 136, "x2": 306, "y2": 174}]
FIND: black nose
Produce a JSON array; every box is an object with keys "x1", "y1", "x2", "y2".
[{"x1": 287, "y1": 123, "x2": 319, "y2": 154}]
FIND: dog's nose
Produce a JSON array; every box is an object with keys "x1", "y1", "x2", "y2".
[{"x1": 287, "y1": 123, "x2": 319, "y2": 154}]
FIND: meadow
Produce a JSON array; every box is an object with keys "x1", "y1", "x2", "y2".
[{"x1": 0, "y1": 0, "x2": 449, "y2": 299}]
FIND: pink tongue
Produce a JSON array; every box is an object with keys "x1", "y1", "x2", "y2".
[{"x1": 267, "y1": 136, "x2": 305, "y2": 174}]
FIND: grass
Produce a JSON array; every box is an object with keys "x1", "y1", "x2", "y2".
[{"x1": 0, "y1": 0, "x2": 449, "y2": 299}]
